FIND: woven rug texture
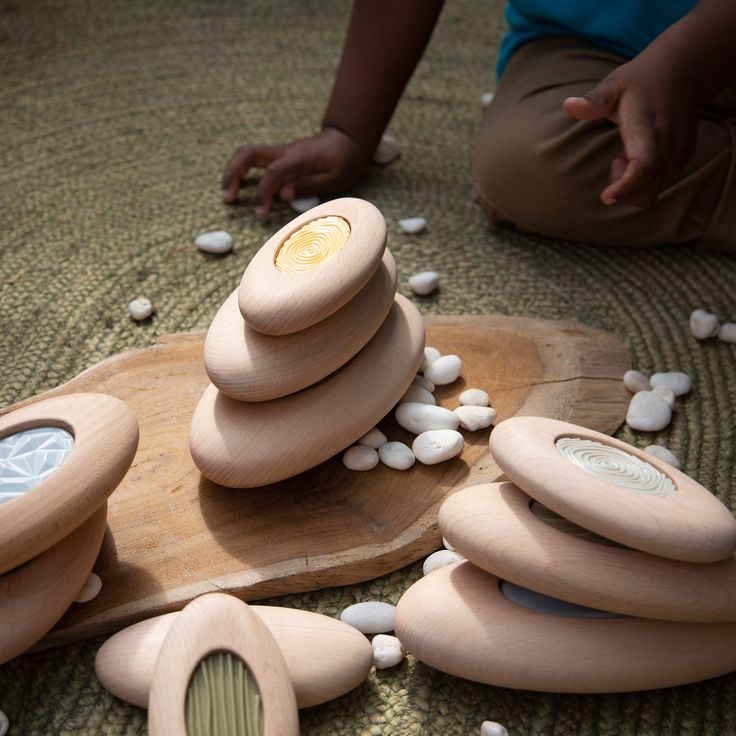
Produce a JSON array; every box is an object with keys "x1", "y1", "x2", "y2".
[{"x1": 2, "y1": 0, "x2": 736, "y2": 734}]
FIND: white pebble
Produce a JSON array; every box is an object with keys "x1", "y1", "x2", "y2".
[
  {"x1": 650, "y1": 371, "x2": 691, "y2": 397},
  {"x1": 289, "y1": 196, "x2": 320, "y2": 213},
  {"x1": 424, "y1": 354, "x2": 462, "y2": 385},
  {"x1": 689, "y1": 309, "x2": 720, "y2": 340},
  {"x1": 128, "y1": 297, "x2": 153, "y2": 321},
  {"x1": 423, "y1": 549, "x2": 464, "y2": 575},
  {"x1": 412, "y1": 374, "x2": 435, "y2": 392},
  {"x1": 442, "y1": 537, "x2": 455, "y2": 551},
  {"x1": 372, "y1": 133, "x2": 400, "y2": 165},
  {"x1": 454, "y1": 405, "x2": 496, "y2": 432},
  {"x1": 342, "y1": 445, "x2": 379, "y2": 471},
  {"x1": 413, "y1": 429, "x2": 464, "y2": 465},
  {"x1": 459, "y1": 388, "x2": 489, "y2": 406},
  {"x1": 373, "y1": 644, "x2": 405, "y2": 670},
  {"x1": 194, "y1": 229, "x2": 233, "y2": 254},
  {"x1": 421, "y1": 347, "x2": 442, "y2": 373},
  {"x1": 74, "y1": 572, "x2": 102, "y2": 603},
  {"x1": 645, "y1": 444, "x2": 682, "y2": 470},
  {"x1": 0, "y1": 709, "x2": 8, "y2": 736},
  {"x1": 480, "y1": 90, "x2": 495, "y2": 108},
  {"x1": 408, "y1": 271, "x2": 439, "y2": 296},
  {"x1": 399, "y1": 216, "x2": 427, "y2": 235},
  {"x1": 623, "y1": 370, "x2": 650, "y2": 393},
  {"x1": 400, "y1": 385, "x2": 436, "y2": 405},
  {"x1": 340, "y1": 601, "x2": 396, "y2": 634},
  {"x1": 626, "y1": 391, "x2": 672, "y2": 432},
  {"x1": 481, "y1": 722, "x2": 508, "y2": 736},
  {"x1": 357, "y1": 428, "x2": 387, "y2": 450},
  {"x1": 396, "y1": 403, "x2": 459, "y2": 434},
  {"x1": 372, "y1": 634, "x2": 404, "y2": 652},
  {"x1": 652, "y1": 384, "x2": 675, "y2": 409},
  {"x1": 719, "y1": 323, "x2": 736, "y2": 343},
  {"x1": 378, "y1": 442, "x2": 415, "y2": 470}
]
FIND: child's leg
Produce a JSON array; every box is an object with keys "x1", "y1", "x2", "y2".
[{"x1": 473, "y1": 37, "x2": 736, "y2": 251}]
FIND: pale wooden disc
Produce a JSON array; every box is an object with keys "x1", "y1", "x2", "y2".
[
  {"x1": 148, "y1": 593, "x2": 299, "y2": 736},
  {"x1": 190, "y1": 294, "x2": 425, "y2": 487},
  {"x1": 440, "y1": 482, "x2": 736, "y2": 622},
  {"x1": 0, "y1": 504, "x2": 106, "y2": 664},
  {"x1": 95, "y1": 605, "x2": 373, "y2": 710},
  {"x1": 205, "y1": 249, "x2": 397, "y2": 401},
  {"x1": 490, "y1": 416, "x2": 736, "y2": 562},
  {"x1": 0, "y1": 393, "x2": 139, "y2": 574},
  {"x1": 239, "y1": 197, "x2": 386, "y2": 335},
  {"x1": 395, "y1": 560, "x2": 736, "y2": 692}
]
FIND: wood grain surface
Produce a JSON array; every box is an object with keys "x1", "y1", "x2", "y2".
[{"x1": 1, "y1": 314, "x2": 629, "y2": 646}]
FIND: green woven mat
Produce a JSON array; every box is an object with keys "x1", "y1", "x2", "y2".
[{"x1": 2, "y1": 1, "x2": 736, "y2": 734}]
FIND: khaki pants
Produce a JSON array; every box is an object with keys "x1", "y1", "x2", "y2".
[{"x1": 473, "y1": 37, "x2": 736, "y2": 251}]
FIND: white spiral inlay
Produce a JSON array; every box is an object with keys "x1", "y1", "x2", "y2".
[{"x1": 555, "y1": 437, "x2": 676, "y2": 497}]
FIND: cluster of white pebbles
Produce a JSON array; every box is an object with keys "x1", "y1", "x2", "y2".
[{"x1": 689, "y1": 308, "x2": 736, "y2": 343}]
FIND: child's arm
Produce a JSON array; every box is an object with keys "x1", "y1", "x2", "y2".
[
  {"x1": 564, "y1": 0, "x2": 736, "y2": 208},
  {"x1": 222, "y1": 0, "x2": 445, "y2": 214}
]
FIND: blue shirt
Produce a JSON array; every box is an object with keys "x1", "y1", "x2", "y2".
[{"x1": 497, "y1": 0, "x2": 697, "y2": 77}]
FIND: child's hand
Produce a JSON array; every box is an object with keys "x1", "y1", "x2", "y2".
[
  {"x1": 563, "y1": 49, "x2": 698, "y2": 208},
  {"x1": 221, "y1": 127, "x2": 369, "y2": 215}
]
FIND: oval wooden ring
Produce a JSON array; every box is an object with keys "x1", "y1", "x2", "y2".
[
  {"x1": 148, "y1": 593, "x2": 299, "y2": 736},
  {"x1": 0, "y1": 393, "x2": 139, "y2": 574},
  {"x1": 238, "y1": 198, "x2": 387, "y2": 335},
  {"x1": 206, "y1": 249, "x2": 397, "y2": 401},
  {"x1": 0, "y1": 503, "x2": 106, "y2": 664},
  {"x1": 490, "y1": 416, "x2": 736, "y2": 562},
  {"x1": 395, "y1": 560, "x2": 736, "y2": 693},
  {"x1": 191, "y1": 294, "x2": 425, "y2": 487},
  {"x1": 440, "y1": 482, "x2": 736, "y2": 622},
  {"x1": 95, "y1": 605, "x2": 373, "y2": 710}
]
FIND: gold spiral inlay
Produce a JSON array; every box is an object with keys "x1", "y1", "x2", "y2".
[{"x1": 275, "y1": 216, "x2": 351, "y2": 274}]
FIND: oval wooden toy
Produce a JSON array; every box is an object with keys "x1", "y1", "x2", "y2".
[
  {"x1": 0, "y1": 393, "x2": 139, "y2": 574},
  {"x1": 190, "y1": 294, "x2": 424, "y2": 487},
  {"x1": 95, "y1": 604, "x2": 373, "y2": 710},
  {"x1": 440, "y1": 482, "x2": 736, "y2": 622},
  {"x1": 238, "y1": 198, "x2": 386, "y2": 335},
  {"x1": 489, "y1": 416, "x2": 736, "y2": 562},
  {"x1": 0, "y1": 504, "x2": 106, "y2": 664},
  {"x1": 395, "y1": 560, "x2": 736, "y2": 693},
  {"x1": 205, "y1": 249, "x2": 397, "y2": 401},
  {"x1": 148, "y1": 593, "x2": 299, "y2": 736}
]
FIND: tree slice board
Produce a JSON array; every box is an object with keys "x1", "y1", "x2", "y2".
[{"x1": 0, "y1": 315, "x2": 630, "y2": 647}]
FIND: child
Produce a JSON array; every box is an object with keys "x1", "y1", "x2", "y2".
[{"x1": 221, "y1": 1, "x2": 736, "y2": 250}]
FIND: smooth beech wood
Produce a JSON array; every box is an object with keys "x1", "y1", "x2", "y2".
[
  {"x1": 440, "y1": 483, "x2": 736, "y2": 622},
  {"x1": 2, "y1": 315, "x2": 629, "y2": 645},
  {"x1": 0, "y1": 504, "x2": 106, "y2": 664},
  {"x1": 490, "y1": 417, "x2": 736, "y2": 562},
  {"x1": 395, "y1": 560, "x2": 736, "y2": 693},
  {"x1": 0, "y1": 393, "x2": 138, "y2": 574},
  {"x1": 190, "y1": 295, "x2": 425, "y2": 487},
  {"x1": 95, "y1": 605, "x2": 373, "y2": 710},
  {"x1": 239, "y1": 198, "x2": 386, "y2": 335},
  {"x1": 148, "y1": 593, "x2": 299, "y2": 736},
  {"x1": 206, "y1": 250, "x2": 397, "y2": 401}
]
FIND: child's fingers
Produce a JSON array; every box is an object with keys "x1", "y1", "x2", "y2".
[
  {"x1": 563, "y1": 79, "x2": 619, "y2": 121},
  {"x1": 279, "y1": 171, "x2": 341, "y2": 201},
  {"x1": 221, "y1": 144, "x2": 283, "y2": 203},
  {"x1": 255, "y1": 153, "x2": 314, "y2": 215}
]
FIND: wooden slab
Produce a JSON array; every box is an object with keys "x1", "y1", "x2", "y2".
[{"x1": 0, "y1": 315, "x2": 630, "y2": 646}]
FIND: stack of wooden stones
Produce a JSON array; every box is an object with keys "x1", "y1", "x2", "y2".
[
  {"x1": 395, "y1": 416, "x2": 736, "y2": 692},
  {"x1": 190, "y1": 198, "x2": 425, "y2": 488}
]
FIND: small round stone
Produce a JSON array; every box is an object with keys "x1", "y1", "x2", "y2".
[
  {"x1": 421, "y1": 347, "x2": 442, "y2": 373},
  {"x1": 340, "y1": 601, "x2": 396, "y2": 633},
  {"x1": 650, "y1": 371, "x2": 691, "y2": 397},
  {"x1": 400, "y1": 385, "x2": 436, "y2": 405},
  {"x1": 378, "y1": 441, "x2": 415, "y2": 470},
  {"x1": 719, "y1": 323, "x2": 736, "y2": 344},
  {"x1": 128, "y1": 297, "x2": 153, "y2": 321},
  {"x1": 408, "y1": 271, "x2": 439, "y2": 296},
  {"x1": 412, "y1": 374, "x2": 435, "y2": 393},
  {"x1": 442, "y1": 537, "x2": 455, "y2": 551},
  {"x1": 357, "y1": 428, "x2": 387, "y2": 450},
  {"x1": 480, "y1": 91, "x2": 495, "y2": 108},
  {"x1": 74, "y1": 572, "x2": 102, "y2": 603},
  {"x1": 454, "y1": 405, "x2": 496, "y2": 432},
  {"x1": 342, "y1": 445, "x2": 379, "y2": 471},
  {"x1": 424, "y1": 355, "x2": 462, "y2": 385},
  {"x1": 459, "y1": 388, "x2": 490, "y2": 406},
  {"x1": 412, "y1": 429, "x2": 464, "y2": 465},
  {"x1": 373, "y1": 644, "x2": 405, "y2": 670},
  {"x1": 645, "y1": 444, "x2": 682, "y2": 470},
  {"x1": 652, "y1": 384, "x2": 675, "y2": 409},
  {"x1": 372, "y1": 133, "x2": 400, "y2": 165},
  {"x1": 194, "y1": 230, "x2": 233, "y2": 254},
  {"x1": 423, "y1": 549, "x2": 464, "y2": 575},
  {"x1": 626, "y1": 391, "x2": 672, "y2": 432},
  {"x1": 399, "y1": 217, "x2": 427, "y2": 235},
  {"x1": 481, "y1": 721, "x2": 508, "y2": 736},
  {"x1": 689, "y1": 309, "x2": 720, "y2": 340},
  {"x1": 289, "y1": 196, "x2": 320, "y2": 213},
  {"x1": 0, "y1": 709, "x2": 8, "y2": 736},
  {"x1": 396, "y1": 403, "x2": 459, "y2": 434},
  {"x1": 623, "y1": 370, "x2": 650, "y2": 393}
]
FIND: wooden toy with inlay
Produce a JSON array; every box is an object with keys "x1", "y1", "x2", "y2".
[
  {"x1": 395, "y1": 416, "x2": 736, "y2": 693},
  {"x1": 191, "y1": 197, "x2": 425, "y2": 488},
  {"x1": 0, "y1": 393, "x2": 139, "y2": 664}
]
